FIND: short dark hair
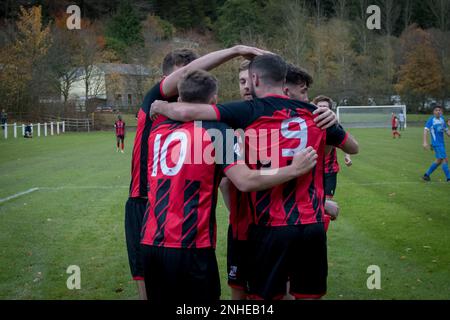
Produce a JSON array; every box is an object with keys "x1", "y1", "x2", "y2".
[
  {"x1": 162, "y1": 49, "x2": 199, "y2": 75},
  {"x1": 312, "y1": 95, "x2": 333, "y2": 107},
  {"x1": 178, "y1": 70, "x2": 218, "y2": 103},
  {"x1": 249, "y1": 54, "x2": 287, "y2": 85},
  {"x1": 433, "y1": 105, "x2": 443, "y2": 111},
  {"x1": 239, "y1": 60, "x2": 250, "y2": 72},
  {"x1": 286, "y1": 64, "x2": 313, "y2": 87}
]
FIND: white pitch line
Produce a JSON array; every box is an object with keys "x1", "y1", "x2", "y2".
[{"x1": 0, "y1": 187, "x2": 39, "y2": 204}]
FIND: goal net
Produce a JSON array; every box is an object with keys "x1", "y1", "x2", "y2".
[{"x1": 336, "y1": 105, "x2": 407, "y2": 128}]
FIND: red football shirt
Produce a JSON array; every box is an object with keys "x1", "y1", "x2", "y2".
[
  {"x1": 129, "y1": 80, "x2": 176, "y2": 198},
  {"x1": 213, "y1": 94, "x2": 348, "y2": 226},
  {"x1": 114, "y1": 120, "x2": 125, "y2": 136},
  {"x1": 141, "y1": 120, "x2": 240, "y2": 249},
  {"x1": 324, "y1": 147, "x2": 340, "y2": 174}
]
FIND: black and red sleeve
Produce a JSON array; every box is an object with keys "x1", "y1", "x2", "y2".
[
  {"x1": 326, "y1": 123, "x2": 348, "y2": 148},
  {"x1": 212, "y1": 100, "x2": 257, "y2": 129},
  {"x1": 202, "y1": 121, "x2": 244, "y2": 174}
]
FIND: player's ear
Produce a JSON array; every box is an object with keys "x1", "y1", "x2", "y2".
[
  {"x1": 283, "y1": 86, "x2": 290, "y2": 97},
  {"x1": 252, "y1": 73, "x2": 259, "y2": 87},
  {"x1": 209, "y1": 94, "x2": 218, "y2": 105}
]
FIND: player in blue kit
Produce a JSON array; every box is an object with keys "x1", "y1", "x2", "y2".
[{"x1": 422, "y1": 105, "x2": 450, "y2": 182}]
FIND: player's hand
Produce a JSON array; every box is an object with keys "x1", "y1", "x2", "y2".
[
  {"x1": 150, "y1": 100, "x2": 167, "y2": 120},
  {"x1": 234, "y1": 45, "x2": 271, "y2": 60},
  {"x1": 291, "y1": 146, "x2": 317, "y2": 176},
  {"x1": 344, "y1": 154, "x2": 352, "y2": 167},
  {"x1": 423, "y1": 143, "x2": 430, "y2": 151},
  {"x1": 313, "y1": 107, "x2": 337, "y2": 129},
  {"x1": 324, "y1": 199, "x2": 339, "y2": 220}
]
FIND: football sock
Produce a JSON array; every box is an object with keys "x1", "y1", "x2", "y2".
[{"x1": 426, "y1": 162, "x2": 439, "y2": 176}]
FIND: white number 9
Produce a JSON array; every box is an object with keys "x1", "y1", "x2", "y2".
[{"x1": 281, "y1": 117, "x2": 308, "y2": 157}]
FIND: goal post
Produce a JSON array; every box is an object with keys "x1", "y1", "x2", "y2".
[{"x1": 336, "y1": 105, "x2": 407, "y2": 128}]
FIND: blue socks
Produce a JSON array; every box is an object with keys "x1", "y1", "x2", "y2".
[
  {"x1": 443, "y1": 163, "x2": 450, "y2": 180},
  {"x1": 425, "y1": 162, "x2": 440, "y2": 176}
]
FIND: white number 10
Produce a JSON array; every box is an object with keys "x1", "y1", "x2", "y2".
[
  {"x1": 151, "y1": 132, "x2": 188, "y2": 177},
  {"x1": 281, "y1": 117, "x2": 308, "y2": 157}
]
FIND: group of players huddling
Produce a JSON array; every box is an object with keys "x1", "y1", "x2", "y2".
[{"x1": 124, "y1": 45, "x2": 359, "y2": 302}]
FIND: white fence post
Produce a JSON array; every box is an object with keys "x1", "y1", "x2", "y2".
[
  {"x1": 44, "y1": 123, "x2": 47, "y2": 136},
  {"x1": 4, "y1": 123, "x2": 7, "y2": 139},
  {"x1": 37, "y1": 123, "x2": 40, "y2": 137},
  {"x1": 62, "y1": 121, "x2": 65, "y2": 133},
  {"x1": 14, "y1": 123, "x2": 17, "y2": 138},
  {"x1": 50, "y1": 122, "x2": 54, "y2": 136},
  {"x1": 56, "y1": 122, "x2": 60, "y2": 135},
  {"x1": 22, "y1": 124, "x2": 25, "y2": 137}
]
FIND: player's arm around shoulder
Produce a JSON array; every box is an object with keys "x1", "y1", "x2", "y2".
[
  {"x1": 225, "y1": 147, "x2": 318, "y2": 192},
  {"x1": 150, "y1": 100, "x2": 217, "y2": 122}
]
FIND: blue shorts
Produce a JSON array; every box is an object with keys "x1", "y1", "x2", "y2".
[{"x1": 433, "y1": 145, "x2": 447, "y2": 160}]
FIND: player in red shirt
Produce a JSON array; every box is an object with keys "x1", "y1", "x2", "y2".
[
  {"x1": 218, "y1": 60, "x2": 253, "y2": 300},
  {"x1": 313, "y1": 96, "x2": 353, "y2": 231},
  {"x1": 114, "y1": 115, "x2": 126, "y2": 153},
  {"x1": 141, "y1": 70, "x2": 319, "y2": 302},
  {"x1": 220, "y1": 60, "x2": 337, "y2": 300},
  {"x1": 150, "y1": 54, "x2": 359, "y2": 300},
  {"x1": 126, "y1": 46, "x2": 267, "y2": 299},
  {"x1": 392, "y1": 113, "x2": 401, "y2": 138}
]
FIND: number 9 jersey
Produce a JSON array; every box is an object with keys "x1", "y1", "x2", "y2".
[{"x1": 212, "y1": 94, "x2": 348, "y2": 227}]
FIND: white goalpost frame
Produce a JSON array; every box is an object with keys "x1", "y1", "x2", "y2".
[{"x1": 336, "y1": 105, "x2": 407, "y2": 129}]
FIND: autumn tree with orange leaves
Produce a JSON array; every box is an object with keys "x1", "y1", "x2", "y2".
[{"x1": 395, "y1": 25, "x2": 445, "y2": 110}]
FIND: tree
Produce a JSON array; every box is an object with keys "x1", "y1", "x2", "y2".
[
  {"x1": 395, "y1": 26, "x2": 444, "y2": 110},
  {"x1": 215, "y1": 0, "x2": 265, "y2": 46},
  {"x1": 105, "y1": 0, "x2": 143, "y2": 57},
  {"x1": 427, "y1": 0, "x2": 450, "y2": 31},
  {"x1": 0, "y1": 5, "x2": 51, "y2": 117}
]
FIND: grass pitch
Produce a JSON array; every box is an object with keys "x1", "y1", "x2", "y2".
[{"x1": 0, "y1": 127, "x2": 449, "y2": 300}]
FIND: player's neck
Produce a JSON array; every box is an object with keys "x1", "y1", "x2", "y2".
[{"x1": 255, "y1": 85, "x2": 285, "y2": 98}]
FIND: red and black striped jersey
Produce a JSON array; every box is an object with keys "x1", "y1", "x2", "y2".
[
  {"x1": 114, "y1": 120, "x2": 125, "y2": 136},
  {"x1": 228, "y1": 133, "x2": 253, "y2": 241},
  {"x1": 212, "y1": 94, "x2": 348, "y2": 226},
  {"x1": 228, "y1": 184, "x2": 253, "y2": 240},
  {"x1": 141, "y1": 120, "x2": 240, "y2": 249},
  {"x1": 324, "y1": 147, "x2": 340, "y2": 174},
  {"x1": 129, "y1": 80, "x2": 176, "y2": 198}
]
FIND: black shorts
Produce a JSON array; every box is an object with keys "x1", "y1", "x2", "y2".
[
  {"x1": 392, "y1": 127, "x2": 398, "y2": 131},
  {"x1": 247, "y1": 223, "x2": 327, "y2": 300},
  {"x1": 142, "y1": 245, "x2": 221, "y2": 302},
  {"x1": 117, "y1": 135, "x2": 124, "y2": 140},
  {"x1": 125, "y1": 197, "x2": 147, "y2": 280},
  {"x1": 324, "y1": 172, "x2": 337, "y2": 198},
  {"x1": 227, "y1": 225, "x2": 249, "y2": 290}
]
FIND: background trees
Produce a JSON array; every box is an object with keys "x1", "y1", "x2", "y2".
[{"x1": 0, "y1": 0, "x2": 448, "y2": 118}]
